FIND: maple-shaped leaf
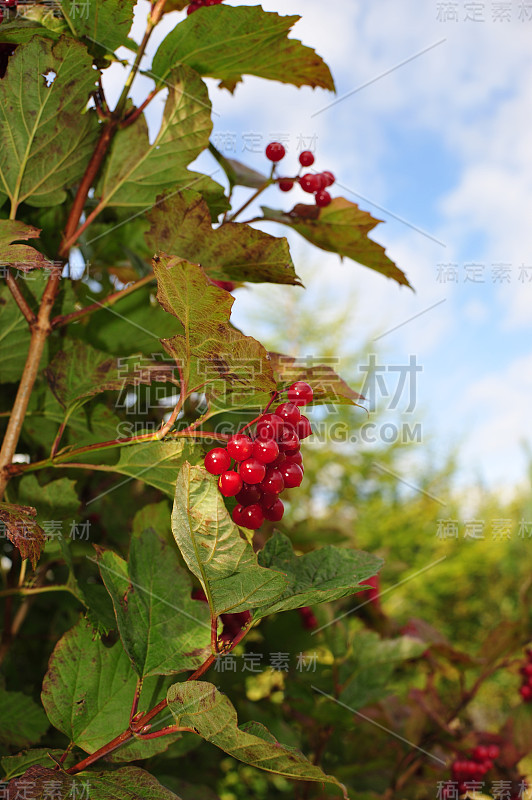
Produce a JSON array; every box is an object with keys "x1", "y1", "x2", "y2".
[
  {"x1": 268, "y1": 352, "x2": 363, "y2": 406},
  {"x1": 152, "y1": 6, "x2": 334, "y2": 93},
  {"x1": 146, "y1": 190, "x2": 300, "y2": 286},
  {"x1": 261, "y1": 198, "x2": 411, "y2": 288},
  {"x1": 153, "y1": 255, "x2": 276, "y2": 411}
]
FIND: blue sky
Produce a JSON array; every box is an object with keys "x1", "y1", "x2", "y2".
[{"x1": 105, "y1": 0, "x2": 532, "y2": 493}]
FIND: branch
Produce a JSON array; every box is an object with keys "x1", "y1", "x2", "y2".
[
  {"x1": 135, "y1": 724, "x2": 195, "y2": 740},
  {"x1": 121, "y1": 87, "x2": 160, "y2": 128},
  {"x1": 51, "y1": 273, "x2": 155, "y2": 329},
  {"x1": 226, "y1": 178, "x2": 273, "y2": 223},
  {"x1": 5, "y1": 271, "x2": 37, "y2": 326},
  {"x1": 0, "y1": 267, "x2": 62, "y2": 500}
]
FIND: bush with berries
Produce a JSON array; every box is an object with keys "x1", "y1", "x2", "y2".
[{"x1": 1, "y1": 2, "x2": 531, "y2": 799}]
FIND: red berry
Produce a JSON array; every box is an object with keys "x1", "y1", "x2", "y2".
[
  {"x1": 191, "y1": 587, "x2": 207, "y2": 602},
  {"x1": 486, "y1": 745, "x2": 499, "y2": 760},
  {"x1": 227, "y1": 434, "x2": 253, "y2": 461},
  {"x1": 187, "y1": 2, "x2": 201, "y2": 13},
  {"x1": 279, "y1": 179, "x2": 294, "y2": 192},
  {"x1": 263, "y1": 498, "x2": 284, "y2": 522},
  {"x1": 299, "y1": 150, "x2": 315, "y2": 167},
  {"x1": 299, "y1": 606, "x2": 318, "y2": 630},
  {"x1": 236, "y1": 484, "x2": 262, "y2": 506},
  {"x1": 322, "y1": 170, "x2": 335, "y2": 186},
  {"x1": 252, "y1": 438, "x2": 279, "y2": 464},
  {"x1": 265, "y1": 142, "x2": 285, "y2": 162},
  {"x1": 239, "y1": 458, "x2": 266, "y2": 485},
  {"x1": 275, "y1": 402, "x2": 301, "y2": 426},
  {"x1": 281, "y1": 462, "x2": 304, "y2": 488},
  {"x1": 296, "y1": 415, "x2": 312, "y2": 439},
  {"x1": 520, "y1": 685, "x2": 532, "y2": 701},
  {"x1": 232, "y1": 504, "x2": 246, "y2": 525},
  {"x1": 285, "y1": 451, "x2": 303, "y2": 467},
  {"x1": 299, "y1": 173, "x2": 320, "y2": 193},
  {"x1": 271, "y1": 452, "x2": 287, "y2": 467},
  {"x1": 259, "y1": 467, "x2": 285, "y2": 495},
  {"x1": 256, "y1": 413, "x2": 284, "y2": 440},
  {"x1": 472, "y1": 746, "x2": 489, "y2": 761},
  {"x1": 278, "y1": 424, "x2": 300, "y2": 452},
  {"x1": 315, "y1": 189, "x2": 332, "y2": 208},
  {"x1": 481, "y1": 759, "x2": 493, "y2": 772},
  {"x1": 218, "y1": 471, "x2": 243, "y2": 497},
  {"x1": 204, "y1": 447, "x2": 231, "y2": 475},
  {"x1": 523, "y1": 663, "x2": 532, "y2": 676},
  {"x1": 287, "y1": 381, "x2": 313, "y2": 406},
  {"x1": 260, "y1": 492, "x2": 278, "y2": 509},
  {"x1": 239, "y1": 503, "x2": 264, "y2": 529}
]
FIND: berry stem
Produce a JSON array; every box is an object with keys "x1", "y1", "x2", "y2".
[
  {"x1": 225, "y1": 179, "x2": 273, "y2": 223},
  {"x1": 237, "y1": 391, "x2": 279, "y2": 435}
]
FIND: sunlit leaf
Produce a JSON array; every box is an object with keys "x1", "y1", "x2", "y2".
[
  {"x1": 172, "y1": 463, "x2": 286, "y2": 616},
  {"x1": 166, "y1": 682, "x2": 347, "y2": 796},
  {"x1": 152, "y1": 6, "x2": 334, "y2": 93},
  {"x1": 261, "y1": 199, "x2": 411, "y2": 288},
  {"x1": 146, "y1": 191, "x2": 300, "y2": 286}
]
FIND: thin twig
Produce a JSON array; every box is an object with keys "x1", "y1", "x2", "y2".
[{"x1": 5, "y1": 271, "x2": 37, "y2": 325}]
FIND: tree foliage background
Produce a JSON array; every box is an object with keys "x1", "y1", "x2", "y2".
[{"x1": 0, "y1": 2, "x2": 531, "y2": 799}]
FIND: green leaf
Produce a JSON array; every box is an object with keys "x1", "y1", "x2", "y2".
[
  {"x1": 338, "y1": 631, "x2": 426, "y2": 711},
  {"x1": 0, "y1": 4, "x2": 67, "y2": 43},
  {"x1": 268, "y1": 352, "x2": 364, "y2": 406},
  {"x1": 59, "y1": 0, "x2": 135, "y2": 56},
  {"x1": 153, "y1": 255, "x2": 276, "y2": 411},
  {"x1": 0, "y1": 220, "x2": 51, "y2": 271},
  {"x1": 172, "y1": 463, "x2": 286, "y2": 616},
  {"x1": 17, "y1": 476, "x2": 79, "y2": 522},
  {"x1": 0, "y1": 687, "x2": 48, "y2": 749},
  {"x1": 3, "y1": 765, "x2": 184, "y2": 799},
  {"x1": 96, "y1": 509, "x2": 211, "y2": 678},
  {"x1": 0, "y1": 36, "x2": 99, "y2": 211},
  {"x1": 225, "y1": 158, "x2": 268, "y2": 189},
  {"x1": 41, "y1": 617, "x2": 181, "y2": 759},
  {"x1": 254, "y1": 531, "x2": 383, "y2": 618},
  {"x1": 0, "y1": 286, "x2": 31, "y2": 383},
  {"x1": 95, "y1": 66, "x2": 216, "y2": 211},
  {"x1": 45, "y1": 339, "x2": 179, "y2": 411},
  {"x1": 113, "y1": 439, "x2": 203, "y2": 497},
  {"x1": 82, "y1": 285, "x2": 180, "y2": 357},
  {"x1": 1, "y1": 749, "x2": 68, "y2": 780},
  {"x1": 146, "y1": 191, "x2": 300, "y2": 286},
  {"x1": 0, "y1": 20, "x2": 62, "y2": 45},
  {"x1": 0, "y1": 502, "x2": 45, "y2": 568},
  {"x1": 261, "y1": 198, "x2": 411, "y2": 288},
  {"x1": 152, "y1": 6, "x2": 334, "y2": 93},
  {"x1": 166, "y1": 682, "x2": 347, "y2": 796}
]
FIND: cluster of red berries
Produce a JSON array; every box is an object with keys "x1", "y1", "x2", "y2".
[
  {"x1": 441, "y1": 745, "x2": 500, "y2": 797},
  {"x1": 204, "y1": 381, "x2": 314, "y2": 530},
  {"x1": 265, "y1": 142, "x2": 335, "y2": 209},
  {"x1": 518, "y1": 648, "x2": 532, "y2": 702},
  {"x1": 187, "y1": 0, "x2": 223, "y2": 15}
]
